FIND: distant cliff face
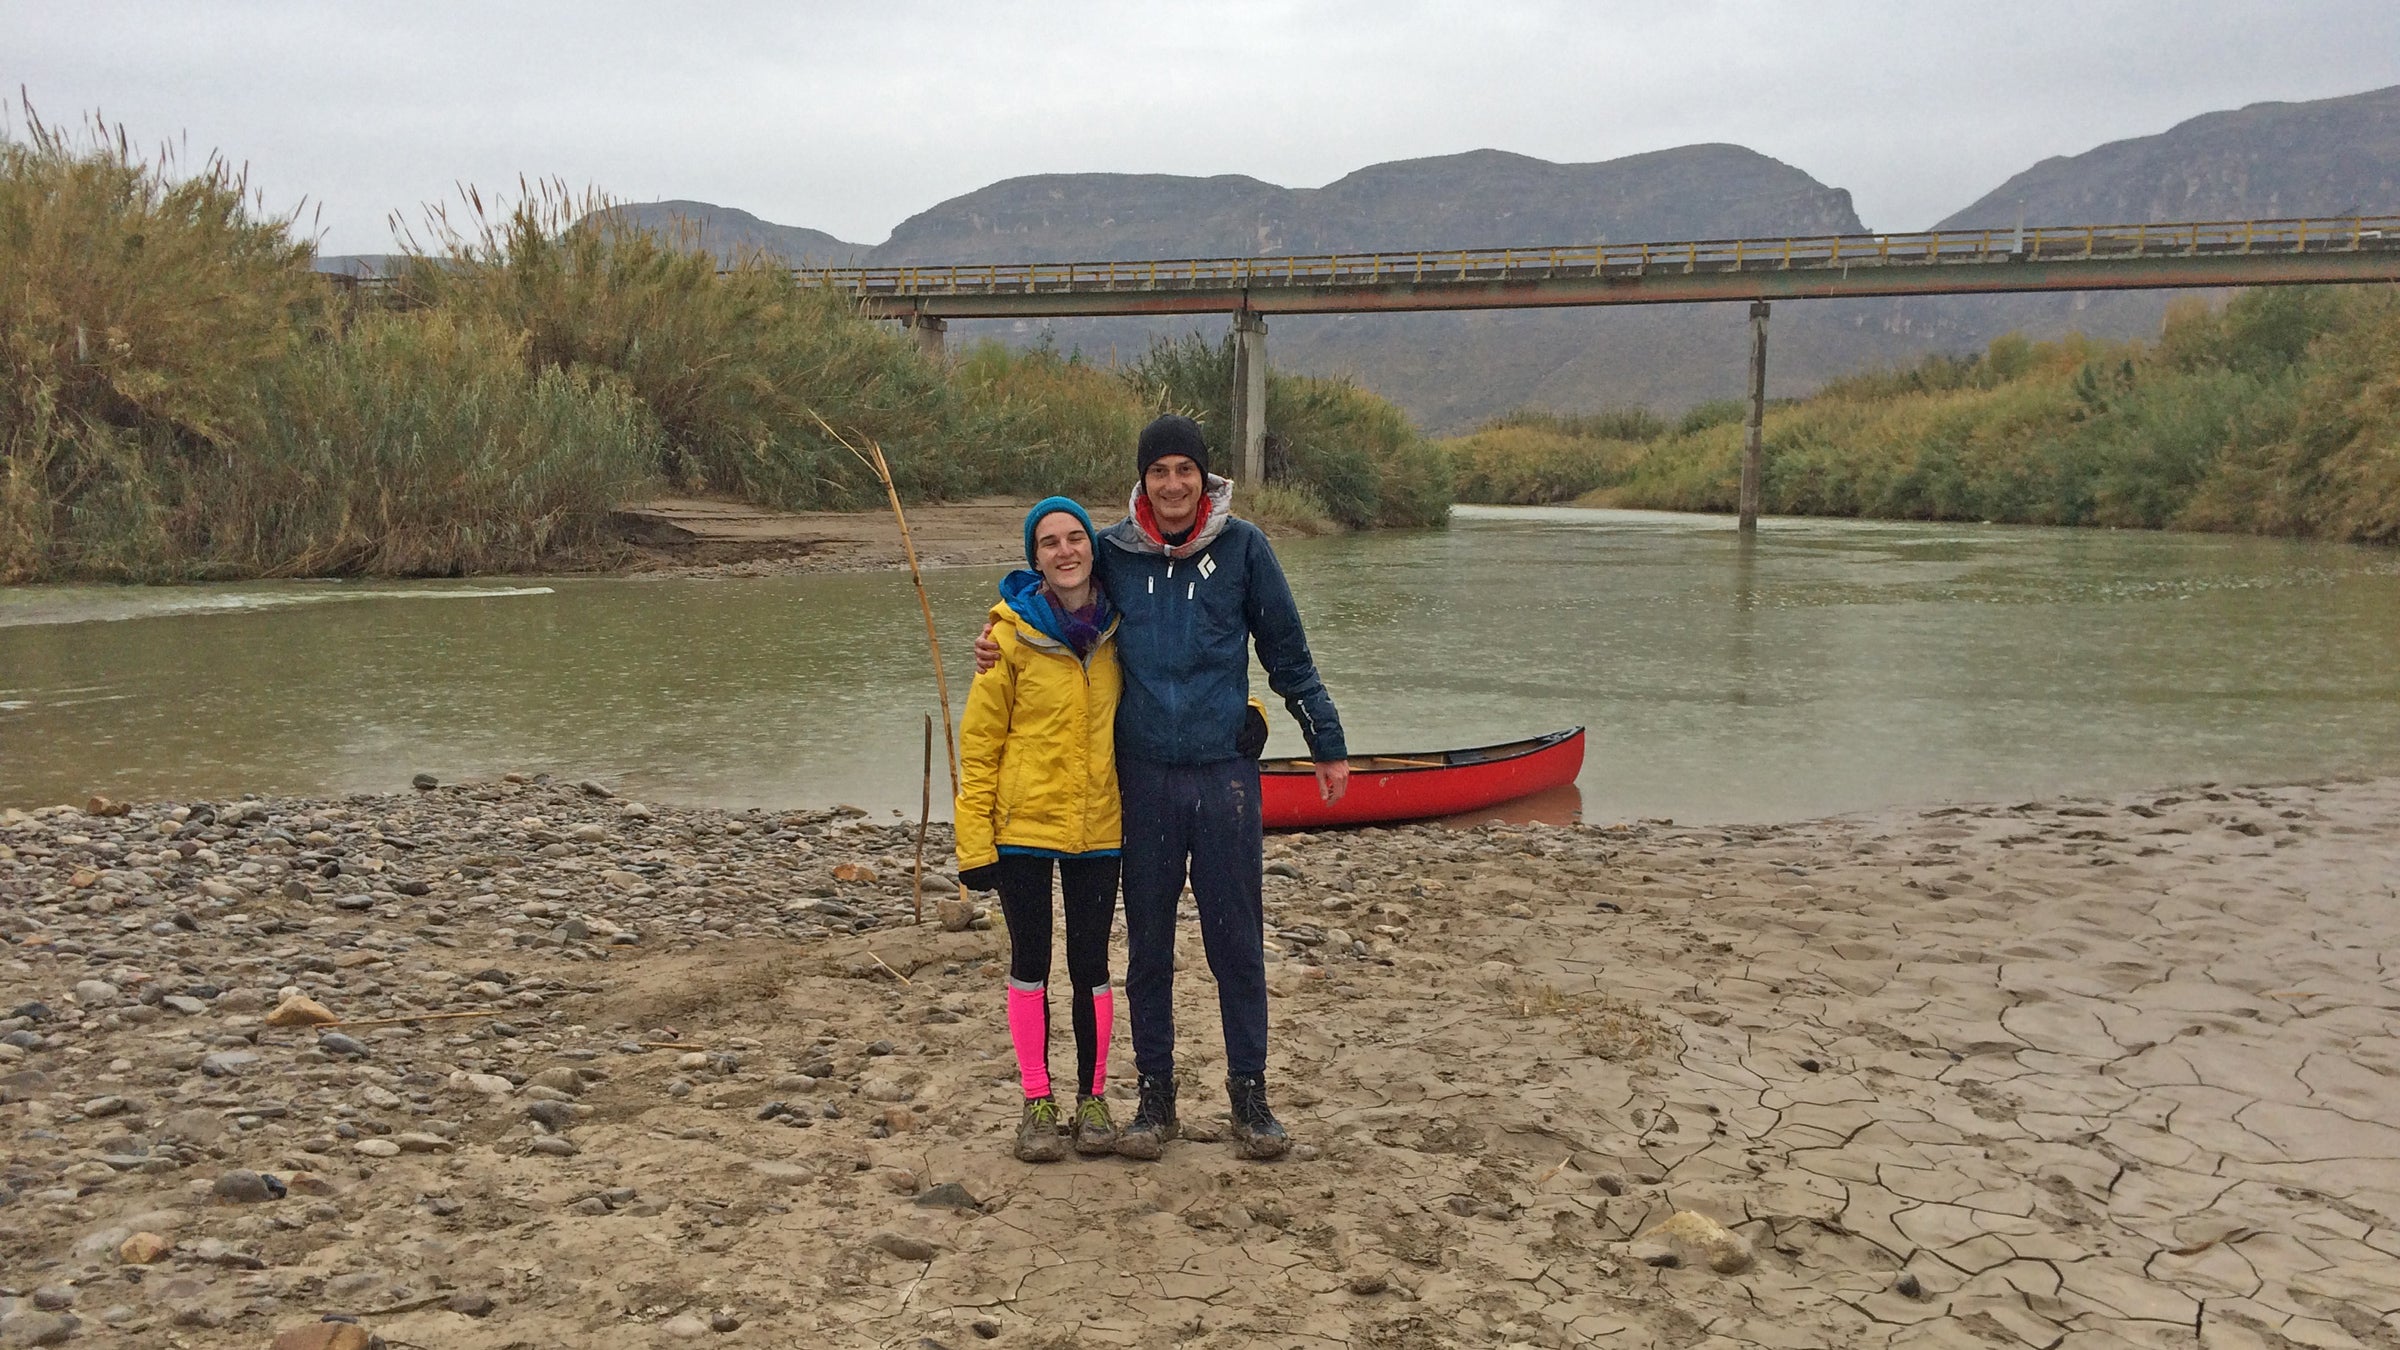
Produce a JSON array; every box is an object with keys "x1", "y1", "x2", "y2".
[
  {"x1": 1939, "y1": 84, "x2": 2400, "y2": 229},
  {"x1": 874, "y1": 145, "x2": 1862, "y2": 264}
]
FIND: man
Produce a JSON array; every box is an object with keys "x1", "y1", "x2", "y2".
[{"x1": 978, "y1": 413, "x2": 1349, "y2": 1160}]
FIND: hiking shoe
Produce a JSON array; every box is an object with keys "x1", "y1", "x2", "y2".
[
  {"x1": 1115, "y1": 1073, "x2": 1178, "y2": 1161},
  {"x1": 1227, "y1": 1073, "x2": 1289, "y2": 1160},
  {"x1": 1071, "y1": 1094, "x2": 1117, "y2": 1156},
  {"x1": 1014, "y1": 1096, "x2": 1066, "y2": 1163}
]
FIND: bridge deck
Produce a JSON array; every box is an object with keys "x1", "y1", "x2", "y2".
[{"x1": 800, "y1": 216, "x2": 2400, "y2": 319}]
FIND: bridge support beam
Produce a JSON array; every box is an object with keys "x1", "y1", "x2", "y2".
[
  {"x1": 1739, "y1": 301, "x2": 1769, "y2": 533},
  {"x1": 902, "y1": 314, "x2": 947, "y2": 361},
  {"x1": 1231, "y1": 310, "x2": 1268, "y2": 483}
]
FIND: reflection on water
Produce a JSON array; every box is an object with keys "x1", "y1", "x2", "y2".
[{"x1": 4, "y1": 507, "x2": 2397, "y2": 824}]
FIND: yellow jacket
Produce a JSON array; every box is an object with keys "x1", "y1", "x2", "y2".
[{"x1": 954, "y1": 595, "x2": 1122, "y2": 871}]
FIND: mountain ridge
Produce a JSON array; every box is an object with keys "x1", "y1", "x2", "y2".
[{"x1": 325, "y1": 84, "x2": 2400, "y2": 430}]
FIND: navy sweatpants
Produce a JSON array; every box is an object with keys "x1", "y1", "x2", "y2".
[{"x1": 1120, "y1": 756, "x2": 1269, "y2": 1080}]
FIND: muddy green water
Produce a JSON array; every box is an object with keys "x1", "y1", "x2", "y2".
[{"x1": 5, "y1": 506, "x2": 2397, "y2": 823}]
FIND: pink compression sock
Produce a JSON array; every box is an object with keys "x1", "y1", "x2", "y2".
[
  {"x1": 1006, "y1": 980, "x2": 1051, "y2": 1099},
  {"x1": 1089, "y1": 985, "x2": 1114, "y2": 1096}
]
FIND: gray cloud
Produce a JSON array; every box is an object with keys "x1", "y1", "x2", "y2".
[{"x1": 6, "y1": 0, "x2": 2397, "y2": 254}]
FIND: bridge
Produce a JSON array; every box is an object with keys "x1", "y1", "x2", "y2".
[{"x1": 802, "y1": 215, "x2": 2400, "y2": 527}]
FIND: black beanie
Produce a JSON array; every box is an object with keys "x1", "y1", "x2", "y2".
[{"x1": 1137, "y1": 414, "x2": 1209, "y2": 480}]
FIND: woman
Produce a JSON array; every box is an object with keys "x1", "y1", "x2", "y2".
[{"x1": 955, "y1": 496, "x2": 1123, "y2": 1162}]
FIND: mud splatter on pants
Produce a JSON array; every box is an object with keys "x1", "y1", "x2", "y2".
[{"x1": 1118, "y1": 756, "x2": 1269, "y2": 1080}]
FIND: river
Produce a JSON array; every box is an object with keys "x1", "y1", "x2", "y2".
[{"x1": 5, "y1": 506, "x2": 2396, "y2": 823}]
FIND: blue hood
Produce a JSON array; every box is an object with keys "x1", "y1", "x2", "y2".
[{"x1": 998, "y1": 569, "x2": 1117, "y2": 653}]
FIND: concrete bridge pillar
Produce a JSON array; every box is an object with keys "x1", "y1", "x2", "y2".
[
  {"x1": 903, "y1": 314, "x2": 947, "y2": 361},
  {"x1": 1739, "y1": 301, "x2": 1770, "y2": 533},
  {"x1": 1231, "y1": 310, "x2": 1268, "y2": 483}
]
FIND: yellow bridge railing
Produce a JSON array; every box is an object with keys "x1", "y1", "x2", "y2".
[{"x1": 792, "y1": 215, "x2": 2400, "y2": 300}]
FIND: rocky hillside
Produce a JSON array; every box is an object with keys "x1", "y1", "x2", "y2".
[
  {"x1": 874, "y1": 145, "x2": 1860, "y2": 263},
  {"x1": 602, "y1": 201, "x2": 865, "y2": 267}
]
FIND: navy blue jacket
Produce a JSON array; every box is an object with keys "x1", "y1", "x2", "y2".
[{"x1": 1095, "y1": 476, "x2": 1347, "y2": 767}]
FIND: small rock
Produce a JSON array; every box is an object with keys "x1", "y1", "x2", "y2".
[
  {"x1": 914, "y1": 1182, "x2": 981, "y2": 1211},
  {"x1": 749, "y1": 1160, "x2": 811, "y2": 1185},
  {"x1": 445, "y1": 1290, "x2": 496, "y2": 1317},
  {"x1": 393, "y1": 1131, "x2": 453, "y2": 1153},
  {"x1": 199, "y1": 1049, "x2": 258, "y2": 1078},
  {"x1": 709, "y1": 1310, "x2": 743, "y2": 1333},
  {"x1": 119, "y1": 1231, "x2": 175, "y2": 1264},
  {"x1": 353, "y1": 1138, "x2": 401, "y2": 1158},
  {"x1": 264, "y1": 993, "x2": 338, "y2": 1027},
  {"x1": 271, "y1": 1324, "x2": 373, "y2": 1350},
  {"x1": 1895, "y1": 1271, "x2": 1924, "y2": 1299},
  {"x1": 1632, "y1": 1209, "x2": 1754, "y2": 1275},
  {"x1": 528, "y1": 1066, "x2": 589, "y2": 1094},
  {"x1": 529, "y1": 1135, "x2": 580, "y2": 1157},
  {"x1": 0, "y1": 1310, "x2": 78, "y2": 1347},
  {"x1": 458, "y1": 1072, "x2": 514, "y2": 1095},
  {"x1": 30, "y1": 1285, "x2": 75, "y2": 1311},
  {"x1": 211, "y1": 1169, "x2": 277, "y2": 1204},
  {"x1": 80, "y1": 1093, "x2": 129, "y2": 1118},
  {"x1": 859, "y1": 1077, "x2": 909, "y2": 1102},
  {"x1": 317, "y1": 1032, "x2": 368, "y2": 1057},
  {"x1": 833, "y1": 862, "x2": 878, "y2": 883},
  {"x1": 411, "y1": 773, "x2": 439, "y2": 790},
  {"x1": 660, "y1": 1312, "x2": 710, "y2": 1339},
  {"x1": 868, "y1": 1231, "x2": 937, "y2": 1261},
  {"x1": 881, "y1": 1105, "x2": 919, "y2": 1134},
  {"x1": 1346, "y1": 1271, "x2": 1389, "y2": 1295},
  {"x1": 73, "y1": 979, "x2": 121, "y2": 1006}
]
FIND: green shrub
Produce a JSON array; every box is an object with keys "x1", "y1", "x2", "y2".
[
  {"x1": 1445, "y1": 426, "x2": 1643, "y2": 504},
  {"x1": 949, "y1": 341, "x2": 1140, "y2": 503}
]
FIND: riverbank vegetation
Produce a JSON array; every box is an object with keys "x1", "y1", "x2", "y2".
[
  {"x1": 1444, "y1": 287, "x2": 2400, "y2": 543},
  {"x1": 1, "y1": 121, "x2": 1445, "y2": 582}
]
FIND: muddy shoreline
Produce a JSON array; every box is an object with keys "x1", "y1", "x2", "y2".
[{"x1": 3, "y1": 775, "x2": 2396, "y2": 1347}]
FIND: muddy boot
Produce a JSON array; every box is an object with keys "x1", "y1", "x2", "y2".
[
  {"x1": 1227, "y1": 1073, "x2": 1288, "y2": 1160},
  {"x1": 1071, "y1": 1094, "x2": 1117, "y2": 1156},
  {"x1": 1014, "y1": 1096, "x2": 1066, "y2": 1163},
  {"x1": 1114, "y1": 1073, "x2": 1178, "y2": 1161}
]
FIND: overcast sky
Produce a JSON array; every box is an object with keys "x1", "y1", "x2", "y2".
[{"x1": 7, "y1": 1, "x2": 2398, "y2": 255}]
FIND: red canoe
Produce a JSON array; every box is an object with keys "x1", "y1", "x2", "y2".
[{"x1": 1259, "y1": 727, "x2": 1586, "y2": 829}]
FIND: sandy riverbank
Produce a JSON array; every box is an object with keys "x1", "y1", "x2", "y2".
[
  {"x1": 611, "y1": 492, "x2": 1340, "y2": 578},
  {"x1": 2, "y1": 776, "x2": 2395, "y2": 1348}
]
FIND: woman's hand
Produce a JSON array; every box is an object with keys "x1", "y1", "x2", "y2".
[
  {"x1": 973, "y1": 621, "x2": 1000, "y2": 674},
  {"x1": 958, "y1": 862, "x2": 1003, "y2": 893},
  {"x1": 1315, "y1": 760, "x2": 1350, "y2": 804}
]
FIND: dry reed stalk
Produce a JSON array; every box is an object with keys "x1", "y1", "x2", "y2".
[{"x1": 809, "y1": 411, "x2": 976, "y2": 929}]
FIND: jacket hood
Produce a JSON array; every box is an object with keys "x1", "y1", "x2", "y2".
[
  {"x1": 1112, "y1": 473, "x2": 1235, "y2": 558},
  {"x1": 996, "y1": 569, "x2": 1117, "y2": 652}
]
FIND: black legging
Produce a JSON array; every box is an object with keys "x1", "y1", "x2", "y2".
[{"x1": 996, "y1": 853, "x2": 1119, "y2": 1097}]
